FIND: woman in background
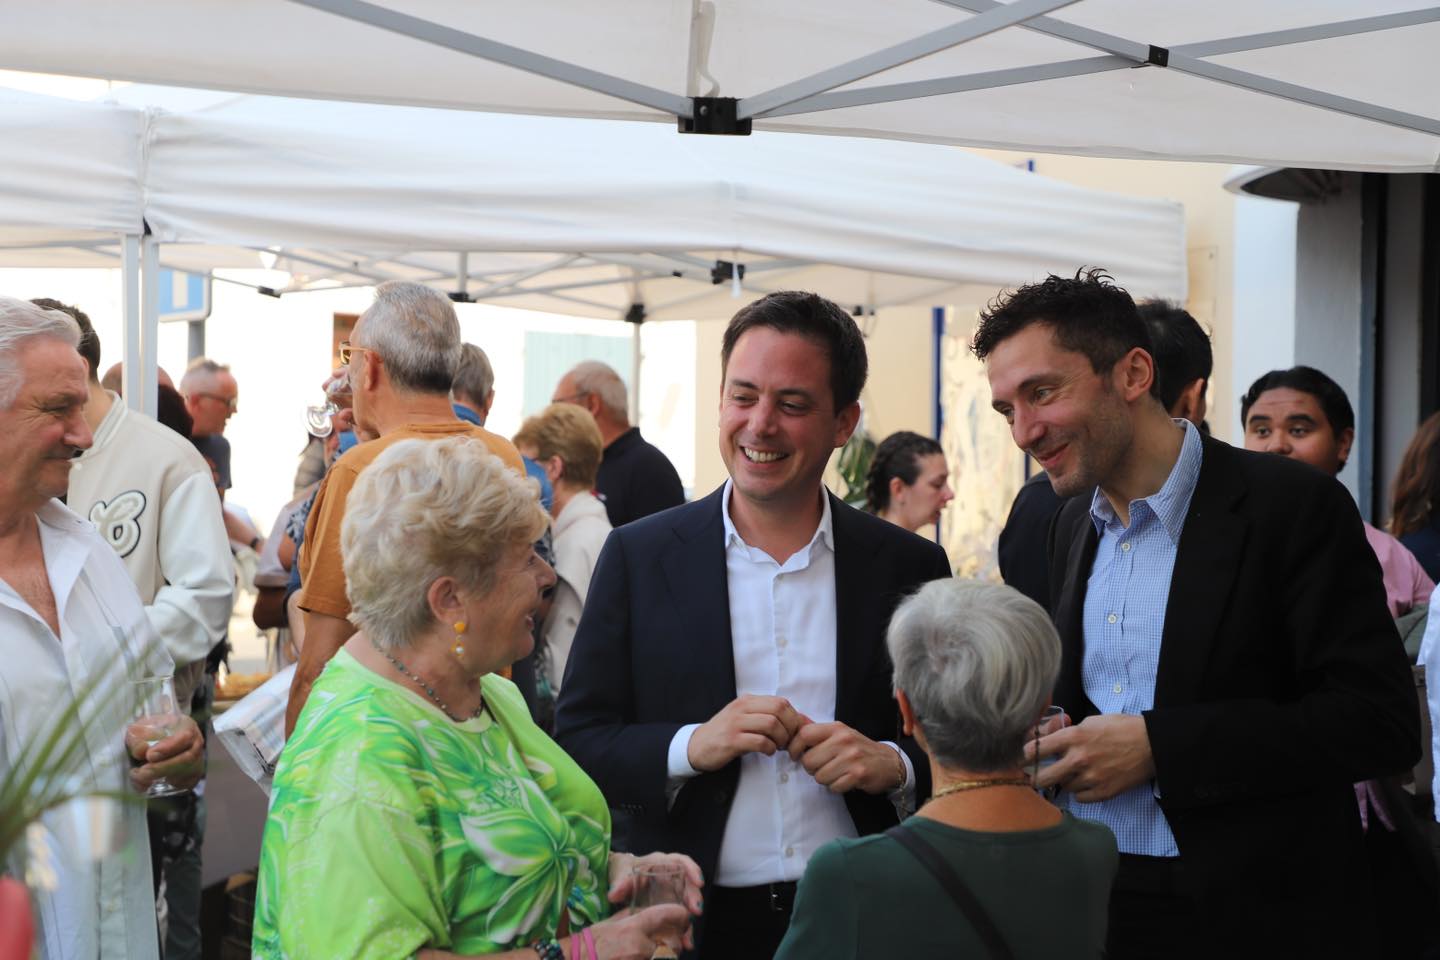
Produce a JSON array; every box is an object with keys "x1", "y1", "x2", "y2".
[
  {"x1": 865, "y1": 430, "x2": 954, "y2": 533},
  {"x1": 1392, "y1": 410, "x2": 1440, "y2": 581},
  {"x1": 514, "y1": 403, "x2": 613, "y2": 700}
]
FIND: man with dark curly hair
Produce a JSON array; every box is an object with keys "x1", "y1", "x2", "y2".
[{"x1": 976, "y1": 268, "x2": 1417, "y2": 958}]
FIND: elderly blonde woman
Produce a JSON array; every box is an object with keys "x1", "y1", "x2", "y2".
[
  {"x1": 514, "y1": 403, "x2": 612, "y2": 695},
  {"x1": 775, "y1": 580, "x2": 1117, "y2": 960},
  {"x1": 253, "y1": 437, "x2": 699, "y2": 959}
]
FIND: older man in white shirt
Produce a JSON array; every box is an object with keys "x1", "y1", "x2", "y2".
[{"x1": 0, "y1": 297, "x2": 203, "y2": 960}]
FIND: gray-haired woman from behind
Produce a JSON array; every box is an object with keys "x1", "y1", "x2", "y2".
[{"x1": 775, "y1": 580, "x2": 1117, "y2": 960}]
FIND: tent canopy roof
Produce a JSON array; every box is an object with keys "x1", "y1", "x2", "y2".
[{"x1": 1, "y1": 1, "x2": 1436, "y2": 172}]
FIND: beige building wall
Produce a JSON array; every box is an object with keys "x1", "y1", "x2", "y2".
[{"x1": 970, "y1": 150, "x2": 1238, "y2": 442}]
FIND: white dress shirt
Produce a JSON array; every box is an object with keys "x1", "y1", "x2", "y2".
[
  {"x1": 0, "y1": 500, "x2": 170, "y2": 960},
  {"x1": 665, "y1": 482, "x2": 911, "y2": 886}
]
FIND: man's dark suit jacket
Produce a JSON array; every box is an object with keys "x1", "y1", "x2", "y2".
[
  {"x1": 1048, "y1": 435, "x2": 1420, "y2": 953},
  {"x1": 554, "y1": 486, "x2": 952, "y2": 890}
]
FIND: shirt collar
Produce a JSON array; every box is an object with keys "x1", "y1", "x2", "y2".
[
  {"x1": 721, "y1": 478, "x2": 835, "y2": 554},
  {"x1": 1089, "y1": 420, "x2": 1203, "y2": 544}
]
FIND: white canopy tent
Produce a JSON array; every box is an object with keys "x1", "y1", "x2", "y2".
[
  {"x1": 134, "y1": 89, "x2": 1186, "y2": 317},
  {"x1": 0, "y1": 1, "x2": 1436, "y2": 171},
  {"x1": 0, "y1": 84, "x2": 1186, "y2": 416}
]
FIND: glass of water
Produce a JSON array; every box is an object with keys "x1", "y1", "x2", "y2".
[
  {"x1": 130, "y1": 675, "x2": 187, "y2": 798},
  {"x1": 630, "y1": 863, "x2": 687, "y2": 959}
]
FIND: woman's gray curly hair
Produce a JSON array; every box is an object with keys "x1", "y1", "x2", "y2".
[{"x1": 341, "y1": 436, "x2": 546, "y2": 650}]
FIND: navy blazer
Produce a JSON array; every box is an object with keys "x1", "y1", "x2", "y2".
[
  {"x1": 554, "y1": 486, "x2": 952, "y2": 888},
  {"x1": 1047, "y1": 436, "x2": 1419, "y2": 953}
]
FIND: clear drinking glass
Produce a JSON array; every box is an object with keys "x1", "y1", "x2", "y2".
[
  {"x1": 303, "y1": 372, "x2": 352, "y2": 438},
  {"x1": 1030, "y1": 704, "x2": 1069, "y2": 799},
  {"x1": 629, "y1": 863, "x2": 687, "y2": 959},
  {"x1": 130, "y1": 675, "x2": 187, "y2": 798}
]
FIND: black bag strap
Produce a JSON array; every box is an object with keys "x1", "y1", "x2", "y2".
[{"x1": 885, "y1": 824, "x2": 1017, "y2": 960}]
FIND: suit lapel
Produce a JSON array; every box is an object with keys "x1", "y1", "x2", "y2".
[
  {"x1": 831, "y1": 492, "x2": 881, "y2": 723},
  {"x1": 1054, "y1": 503, "x2": 1101, "y2": 717},
  {"x1": 660, "y1": 487, "x2": 738, "y2": 712},
  {"x1": 1155, "y1": 438, "x2": 1247, "y2": 707}
]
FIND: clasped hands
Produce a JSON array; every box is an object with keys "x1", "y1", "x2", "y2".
[
  {"x1": 124, "y1": 715, "x2": 205, "y2": 793},
  {"x1": 686, "y1": 695, "x2": 902, "y2": 795},
  {"x1": 1024, "y1": 713, "x2": 1156, "y2": 803}
]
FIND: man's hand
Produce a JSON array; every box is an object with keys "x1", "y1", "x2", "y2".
[
  {"x1": 787, "y1": 721, "x2": 903, "y2": 795},
  {"x1": 126, "y1": 715, "x2": 204, "y2": 792},
  {"x1": 1026, "y1": 713, "x2": 1155, "y2": 803},
  {"x1": 686, "y1": 695, "x2": 804, "y2": 772}
]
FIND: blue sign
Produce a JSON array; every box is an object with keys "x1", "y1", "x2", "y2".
[{"x1": 157, "y1": 269, "x2": 212, "y2": 323}]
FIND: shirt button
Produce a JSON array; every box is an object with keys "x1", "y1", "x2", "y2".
[
  {"x1": 1113, "y1": 683, "x2": 1123, "y2": 694},
  {"x1": 1107, "y1": 613, "x2": 1118, "y2": 624},
  {"x1": 776, "y1": 636, "x2": 787, "y2": 648},
  {"x1": 1121, "y1": 542, "x2": 1132, "y2": 552},
  {"x1": 779, "y1": 772, "x2": 789, "y2": 784},
  {"x1": 784, "y1": 846, "x2": 795, "y2": 858}
]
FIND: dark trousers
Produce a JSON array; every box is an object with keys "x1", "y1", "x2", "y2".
[
  {"x1": 1106, "y1": 854, "x2": 1198, "y2": 960},
  {"x1": 698, "y1": 883, "x2": 797, "y2": 960}
]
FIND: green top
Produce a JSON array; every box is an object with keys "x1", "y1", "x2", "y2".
[
  {"x1": 252, "y1": 649, "x2": 612, "y2": 958},
  {"x1": 774, "y1": 812, "x2": 1117, "y2": 960}
]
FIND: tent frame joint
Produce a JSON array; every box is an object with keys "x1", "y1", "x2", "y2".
[
  {"x1": 1145, "y1": 44, "x2": 1169, "y2": 67},
  {"x1": 679, "y1": 97, "x2": 751, "y2": 135}
]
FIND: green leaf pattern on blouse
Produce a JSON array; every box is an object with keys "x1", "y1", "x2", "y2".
[{"x1": 252, "y1": 651, "x2": 611, "y2": 958}]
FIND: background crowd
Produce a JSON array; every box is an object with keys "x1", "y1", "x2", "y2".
[{"x1": 1, "y1": 268, "x2": 1438, "y2": 960}]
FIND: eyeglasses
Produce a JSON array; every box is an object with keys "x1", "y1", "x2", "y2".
[
  {"x1": 338, "y1": 340, "x2": 370, "y2": 366},
  {"x1": 551, "y1": 391, "x2": 589, "y2": 406},
  {"x1": 195, "y1": 392, "x2": 239, "y2": 412}
]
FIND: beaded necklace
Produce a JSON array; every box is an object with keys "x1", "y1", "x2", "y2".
[{"x1": 369, "y1": 637, "x2": 485, "y2": 722}]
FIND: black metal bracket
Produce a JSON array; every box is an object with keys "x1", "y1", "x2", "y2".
[
  {"x1": 624, "y1": 302, "x2": 647, "y2": 325},
  {"x1": 448, "y1": 291, "x2": 474, "y2": 303},
  {"x1": 256, "y1": 286, "x2": 282, "y2": 298},
  {"x1": 1145, "y1": 44, "x2": 1169, "y2": 67},
  {"x1": 711, "y1": 260, "x2": 745, "y2": 285},
  {"x1": 680, "y1": 97, "x2": 752, "y2": 136}
]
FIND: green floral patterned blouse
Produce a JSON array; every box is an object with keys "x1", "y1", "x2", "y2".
[{"x1": 252, "y1": 649, "x2": 612, "y2": 958}]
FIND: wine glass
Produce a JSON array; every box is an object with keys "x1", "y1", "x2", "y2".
[
  {"x1": 304, "y1": 372, "x2": 352, "y2": 438},
  {"x1": 629, "y1": 863, "x2": 687, "y2": 959},
  {"x1": 130, "y1": 675, "x2": 187, "y2": 798}
]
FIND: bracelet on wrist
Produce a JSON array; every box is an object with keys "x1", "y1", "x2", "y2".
[{"x1": 532, "y1": 939, "x2": 564, "y2": 960}]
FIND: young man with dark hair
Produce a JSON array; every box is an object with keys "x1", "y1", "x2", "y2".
[
  {"x1": 977, "y1": 271, "x2": 1417, "y2": 958},
  {"x1": 1241, "y1": 365, "x2": 1432, "y2": 616},
  {"x1": 997, "y1": 280, "x2": 1212, "y2": 608},
  {"x1": 557, "y1": 290, "x2": 950, "y2": 959}
]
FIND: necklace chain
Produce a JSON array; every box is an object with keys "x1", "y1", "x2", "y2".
[
  {"x1": 369, "y1": 637, "x2": 483, "y2": 722},
  {"x1": 930, "y1": 777, "x2": 1033, "y2": 800}
]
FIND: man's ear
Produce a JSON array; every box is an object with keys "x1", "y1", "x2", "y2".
[
  {"x1": 832, "y1": 401, "x2": 862, "y2": 448},
  {"x1": 1169, "y1": 378, "x2": 1208, "y2": 426},
  {"x1": 1116, "y1": 347, "x2": 1157, "y2": 403},
  {"x1": 1336, "y1": 426, "x2": 1356, "y2": 470}
]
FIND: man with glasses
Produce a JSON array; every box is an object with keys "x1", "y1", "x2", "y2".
[
  {"x1": 180, "y1": 358, "x2": 239, "y2": 492},
  {"x1": 284, "y1": 282, "x2": 526, "y2": 735}
]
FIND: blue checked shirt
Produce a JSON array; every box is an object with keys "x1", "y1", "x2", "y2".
[{"x1": 1062, "y1": 420, "x2": 1202, "y2": 857}]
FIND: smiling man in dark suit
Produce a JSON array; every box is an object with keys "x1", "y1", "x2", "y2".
[
  {"x1": 555, "y1": 291, "x2": 951, "y2": 959},
  {"x1": 976, "y1": 268, "x2": 1418, "y2": 959}
]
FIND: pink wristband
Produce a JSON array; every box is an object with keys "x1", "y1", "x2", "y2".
[
  {"x1": 570, "y1": 929, "x2": 580, "y2": 960},
  {"x1": 582, "y1": 927, "x2": 597, "y2": 960}
]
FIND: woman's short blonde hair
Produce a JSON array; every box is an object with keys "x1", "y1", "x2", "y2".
[
  {"x1": 341, "y1": 437, "x2": 547, "y2": 649},
  {"x1": 513, "y1": 403, "x2": 605, "y2": 489}
]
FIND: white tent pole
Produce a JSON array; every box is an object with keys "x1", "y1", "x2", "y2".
[
  {"x1": 1175, "y1": 9, "x2": 1440, "y2": 59},
  {"x1": 140, "y1": 235, "x2": 160, "y2": 418},
  {"x1": 738, "y1": 0, "x2": 1079, "y2": 120},
  {"x1": 470, "y1": 253, "x2": 582, "y2": 298},
  {"x1": 286, "y1": 0, "x2": 691, "y2": 117},
  {"x1": 121, "y1": 234, "x2": 142, "y2": 411},
  {"x1": 456, "y1": 252, "x2": 468, "y2": 298}
]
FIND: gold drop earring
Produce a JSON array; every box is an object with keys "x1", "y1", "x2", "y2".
[{"x1": 452, "y1": 621, "x2": 467, "y2": 660}]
